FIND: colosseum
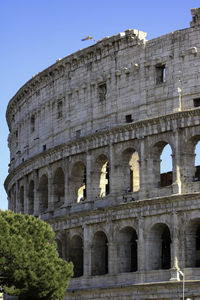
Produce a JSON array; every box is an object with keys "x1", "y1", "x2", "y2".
[{"x1": 4, "y1": 7, "x2": 200, "y2": 300}]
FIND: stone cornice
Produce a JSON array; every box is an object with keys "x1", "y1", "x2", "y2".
[
  {"x1": 47, "y1": 192, "x2": 200, "y2": 230},
  {"x1": 67, "y1": 278, "x2": 200, "y2": 294},
  {"x1": 4, "y1": 107, "x2": 200, "y2": 190}
]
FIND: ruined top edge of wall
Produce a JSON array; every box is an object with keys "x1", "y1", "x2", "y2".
[
  {"x1": 190, "y1": 7, "x2": 200, "y2": 27},
  {"x1": 6, "y1": 7, "x2": 200, "y2": 126}
]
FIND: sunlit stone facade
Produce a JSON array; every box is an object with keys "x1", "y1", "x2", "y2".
[{"x1": 4, "y1": 7, "x2": 200, "y2": 299}]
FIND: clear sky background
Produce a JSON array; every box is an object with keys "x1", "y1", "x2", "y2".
[{"x1": 0, "y1": 0, "x2": 199, "y2": 210}]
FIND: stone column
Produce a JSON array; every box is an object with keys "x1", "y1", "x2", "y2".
[
  {"x1": 173, "y1": 131, "x2": 182, "y2": 194},
  {"x1": 108, "y1": 143, "x2": 115, "y2": 195},
  {"x1": 182, "y1": 152, "x2": 196, "y2": 182},
  {"x1": 16, "y1": 181, "x2": 20, "y2": 213},
  {"x1": 24, "y1": 176, "x2": 28, "y2": 214},
  {"x1": 170, "y1": 211, "x2": 182, "y2": 281},
  {"x1": 145, "y1": 151, "x2": 160, "y2": 192},
  {"x1": 83, "y1": 226, "x2": 91, "y2": 276},
  {"x1": 138, "y1": 217, "x2": 145, "y2": 283},
  {"x1": 108, "y1": 241, "x2": 118, "y2": 275},
  {"x1": 139, "y1": 139, "x2": 147, "y2": 197},
  {"x1": 63, "y1": 157, "x2": 70, "y2": 206},
  {"x1": 86, "y1": 151, "x2": 92, "y2": 201},
  {"x1": 47, "y1": 165, "x2": 54, "y2": 211},
  {"x1": 33, "y1": 170, "x2": 39, "y2": 215}
]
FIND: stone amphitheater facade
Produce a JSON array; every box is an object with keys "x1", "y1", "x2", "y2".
[{"x1": 4, "y1": 7, "x2": 200, "y2": 300}]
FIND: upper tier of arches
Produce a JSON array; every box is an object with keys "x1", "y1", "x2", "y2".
[{"x1": 7, "y1": 131, "x2": 200, "y2": 215}]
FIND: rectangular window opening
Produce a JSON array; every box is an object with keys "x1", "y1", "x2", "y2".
[
  {"x1": 98, "y1": 83, "x2": 107, "y2": 102},
  {"x1": 193, "y1": 98, "x2": 200, "y2": 107},
  {"x1": 57, "y1": 101, "x2": 63, "y2": 119},
  {"x1": 15, "y1": 130, "x2": 18, "y2": 147},
  {"x1": 125, "y1": 114, "x2": 133, "y2": 123},
  {"x1": 31, "y1": 115, "x2": 35, "y2": 133},
  {"x1": 43, "y1": 144, "x2": 46, "y2": 151},
  {"x1": 156, "y1": 64, "x2": 166, "y2": 84},
  {"x1": 76, "y1": 130, "x2": 81, "y2": 138}
]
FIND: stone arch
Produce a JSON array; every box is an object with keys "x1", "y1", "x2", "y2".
[
  {"x1": 38, "y1": 174, "x2": 48, "y2": 213},
  {"x1": 147, "y1": 223, "x2": 171, "y2": 270},
  {"x1": 151, "y1": 141, "x2": 173, "y2": 188},
  {"x1": 121, "y1": 148, "x2": 140, "y2": 193},
  {"x1": 28, "y1": 180, "x2": 34, "y2": 214},
  {"x1": 53, "y1": 167, "x2": 65, "y2": 208},
  {"x1": 70, "y1": 161, "x2": 86, "y2": 202},
  {"x1": 19, "y1": 185, "x2": 24, "y2": 213},
  {"x1": 181, "y1": 135, "x2": 200, "y2": 183},
  {"x1": 69, "y1": 235, "x2": 83, "y2": 277},
  {"x1": 119, "y1": 226, "x2": 138, "y2": 273},
  {"x1": 91, "y1": 231, "x2": 108, "y2": 275},
  {"x1": 185, "y1": 218, "x2": 200, "y2": 267}
]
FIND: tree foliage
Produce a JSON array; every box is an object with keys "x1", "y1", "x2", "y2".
[{"x1": 0, "y1": 210, "x2": 73, "y2": 300}]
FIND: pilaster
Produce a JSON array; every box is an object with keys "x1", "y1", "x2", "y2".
[
  {"x1": 23, "y1": 175, "x2": 28, "y2": 214},
  {"x1": 108, "y1": 242, "x2": 118, "y2": 275}
]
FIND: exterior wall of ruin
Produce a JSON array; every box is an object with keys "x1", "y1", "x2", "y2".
[{"x1": 4, "y1": 7, "x2": 200, "y2": 300}]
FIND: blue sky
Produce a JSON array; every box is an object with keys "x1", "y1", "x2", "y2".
[{"x1": 0, "y1": 0, "x2": 199, "y2": 210}]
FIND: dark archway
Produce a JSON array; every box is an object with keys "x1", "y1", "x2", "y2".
[
  {"x1": 69, "y1": 235, "x2": 83, "y2": 277},
  {"x1": 91, "y1": 231, "x2": 108, "y2": 275},
  {"x1": 53, "y1": 167, "x2": 65, "y2": 209},
  {"x1": 28, "y1": 180, "x2": 34, "y2": 214},
  {"x1": 38, "y1": 174, "x2": 48, "y2": 213},
  {"x1": 185, "y1": 219, "x2": 200, "y2": 267},
  {"x1": 119, "y1": 226, "x2": 138, "y2": 273},
  {"x1": 148, "y1": 223, "x2": 171, "y2": 270},
  {"x1": 121, "y1": 149, "x2": 140, "y2": 193},
  {"x1": 19, "y1": 186, "x2": 24, "y2": 214},
  {"x1": 71, "y1": 162, "x2": 86, "y2": 202}
]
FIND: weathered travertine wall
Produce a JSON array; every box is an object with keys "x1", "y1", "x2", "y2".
[{"x1": 4, "y1": 7, "x2": 200, "y2": 300}]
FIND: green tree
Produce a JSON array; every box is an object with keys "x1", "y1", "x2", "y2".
[{"x1": 0, "y1": 210, "x2": 73, "y2": 300}]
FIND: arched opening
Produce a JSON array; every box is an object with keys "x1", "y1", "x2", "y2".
[
  {"x1": 91, "y1": 231, "x2": 108, "y2": 275},
  {"x1": 148, "y1": 223, "x2": 171, "y2": 270},
  {"x1": 196, "y1": 226, "x2": 200, "y2": 267},
  {"x1": 28, "y1": 180, "x2": 34, "y2": 214},
  {"x1": 55, "y1": 239, "x2": 63, "y2": 258},
  {"x1": 100, "y1": 161, "x2": 109, "y2": 197},
  {"x1": 95, "y1": 155, "x2": 109, "y2": 198},
  {"x1": 38, "y1": 174, "x2": 48, "y2": 213},
  {"x1": 185, "y1": 219, "x2": 200, "y2": 267},
  {"x1": 69, "y1": 235, "x2": 83, "y2": 277},
  {"x1": 53, "y1": 168, "x2": 65, "y2": 209},
  {"x1": 119, "y1": 227, "x2": 138, "y2": 273},
  {"x1": 19, "y1": 186, "x2": 24, "y2": 214},
  {"x1": 121, "y1": 149, "x2": 140, "y2": 192},
  {"x1": 194, "y1": 141, "x2": 200, "y2": 181},
  {"x1": 71, "y1": 162, "x2": 86, "y2": 202},
  {"x1": 159, "y1": 143, "x2": 173, "y2": 187}
]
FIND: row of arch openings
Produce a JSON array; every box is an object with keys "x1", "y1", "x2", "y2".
[
  {"x1": 56, "y1": 221, "x2": 200, "y2": 277},
  {"x1": 15, "y1": 141, "x2": 200, "y2": 213}
]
